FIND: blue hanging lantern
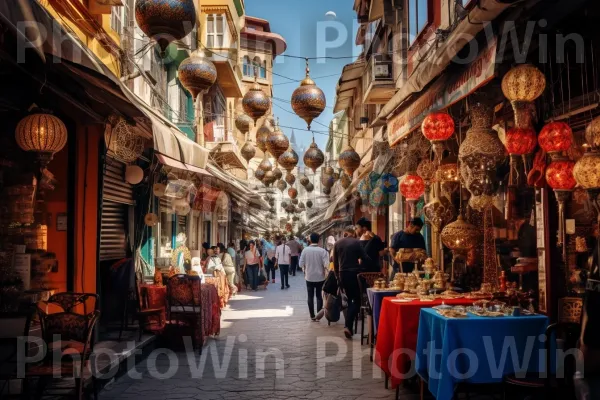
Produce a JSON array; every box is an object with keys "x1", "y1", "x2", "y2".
[
  {"x1": 369, "y1": 186, "x2": 397, "y2": 207},
  {"x1": 357, "y1": 177, "x2": 372, "y2": 201},
  {"x1": 368, "y1": 171, "x2": 382, "y2": 189},
  {"x1": 380, "y1": 173, "x2": 399, "y2": 193}
]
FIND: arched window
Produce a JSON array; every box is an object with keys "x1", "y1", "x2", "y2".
[
  {"x1": 243, "y1": 56, "x2": 252, "y2": 77},
  {"x1": 261, "y1": 60, "x2": 267, "y2": 79},
  {"x1": 253, "y1": 56, "x2": 264, "y2": 79}
]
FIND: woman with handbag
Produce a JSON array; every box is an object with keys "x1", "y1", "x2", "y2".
[{"x1": 243, "y1": 241, "x2": 262, "y2": 291}]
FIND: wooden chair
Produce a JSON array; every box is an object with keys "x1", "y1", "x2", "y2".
[
  {"x1": 357, "y1": 272, "x2": 385, "y2": 346},
  {"x1": 25, "y1": 293, "x2": 101, "y2": 400},
  {"x1": 132, "y1": 272, "x2": 164, "y2": 341},
  {"x1": 0, "y1": 308, "x2": 35, "y2": 398},
  {"x1": 502, "y1": 322, "x2": 581, "y2": 400},
  {"x1": 166, "y1": 274, "x2": 203, "y2": 353}
]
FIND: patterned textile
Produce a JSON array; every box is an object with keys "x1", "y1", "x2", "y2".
[{"x1": 204, "y1": 271, "x2": 230, "y2": 308}]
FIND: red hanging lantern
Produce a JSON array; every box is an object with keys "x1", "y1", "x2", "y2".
[
  {"x1": 505, "y1": 127, "x2": 537, "y2": 155},
  {"x1": 422, "y1": 112, "x2": 455, "y2": 142},
  {"x1": 400, "y1": 173, "x2": 425, "y2": 200},
  {"x1": 546, "y1": 159, "x2": 576, "y2": 191},
  {"x1": 539, "y1": 122, "x2": 573, "y2": 155}
]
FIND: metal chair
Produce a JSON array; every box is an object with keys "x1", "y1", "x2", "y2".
[
  {"x1": 357, "y1": 272, "x2": 385, "y2": 346},
  {"x1": 166, "y1": 274, "x2": 203, "y2": 353},
  {"x1": 25, "y1": 294, "x2": 101, "y2": 400}
]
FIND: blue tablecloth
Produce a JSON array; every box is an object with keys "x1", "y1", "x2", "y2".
[
  {"x1": 366, "y1": 288, "x2": 402, "y2": 335},
  {"x1": 416, "y1": 308, "x2": 548, "y2": 400}
]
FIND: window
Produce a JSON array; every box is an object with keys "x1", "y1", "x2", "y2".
[
  {"x1": 110, "y1": 6, "x2": 122, "y2": 35},
  {"x1": 206, "y1": 14, "x2": 226, "y2": 48},
  {"x1": 253, "y1": 57, "x2": 265, "y2": 79},
  {"x1": 260, "y1": 60, "x2": 267, "y2": 79},
  {"x1": 408, "y1": 0, "x2": 430, "y2": 46},
  {"x1": 243, "y1": 56, "x2": 252, "y2": 77}
]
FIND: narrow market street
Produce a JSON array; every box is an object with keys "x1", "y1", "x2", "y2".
[{"x1": 100, "y1": 274, "x2": 412, "y2": 400}]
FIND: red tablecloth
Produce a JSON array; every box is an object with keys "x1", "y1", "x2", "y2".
[
  {"x1": 374, "y1": 297, "x2": 475, "y2": 388},
  {"x1": 204, "y1": 272, "x2": 230, "y2": 308},
  {"x1": 141, "y1": 283, "x2": 221, "y2": 343}
]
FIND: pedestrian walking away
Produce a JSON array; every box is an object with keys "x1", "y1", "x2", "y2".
[
  {"x1": 244, "y1": 241, "x2": 262, "y2": 291},
  {"x1": 287, "y1": 235, "x2": 302, "y2": 276},
  {"x1": 275, "y1": 237, "x2": 292, "y2": 289},
  {"x1": 299, "y1": 232, "x2": 330, "y2": 321},
  {"x1": 333, "y1": 225, "x2": 373, "y2": 339}
]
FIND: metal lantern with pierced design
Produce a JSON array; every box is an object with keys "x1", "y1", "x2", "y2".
[
  {"x1": 258, "y1": 153, "x2": 273, "y2": 172},
  {"x1": 235, "y1": 113, "x2": 253, "y2": 135},
  {"x1": 16, "y1": 111, "x2": 68, "y2": 167},
  {"x1": 279, "y1": 146, "x2": 299, "y2": 172},
  {"x1": 288, "y1": 187, "x2": 298, "y2": 199},
  {"x1": 306, "y1": 200, "x2": 313, "y2": 208},
  {"x1": 266, "y1": 119, "x2": 290, "y2": 159},
  {"x1": 299, "y1": 174, "x2": 310, "y2": 187},
  {"x1": 241, "y1": 140, "x2": 256, "y2": 162},
  {"x1": 243, "y1": 69, "x2": 271, "y2": 125},
  {"x1": 263, "y1": 170, "x2": 277, "y2": 187},
  {"x1": 547, "y1": 157, "x2": 577, "y2": 260},
  {"x1": 323, "y1": 186, "x2": 331, "y2": 195},
  {"x1": 400, "y1": 173, "x2": 425, "y2": 218},
  {"x1": 539, "y1": 122, "x2": 573, "y2": 156},
  {"x1": 305, "y1": 182, "x2": 314, "y2": 193},
  {"x1": 178, "y1": 51, "x2": 217, "y2": 99},
  {"x1": 254, "y1": 168, "x2": 266, "y2": 182},
  {"x1": 340, "y1": 173, "x2": 352, "y2": 189},
  {"x1": 256, "y1": 120, "x2": 273, "y2": 153},
  {"x1": 501, "y1": 64, "x2": 546, "y2": 128},
  {"x1": 291, "y1": 61, "x2": 326, "y2": 130},
  {"x1": 105, "y1": 117, "x2": 145, "y2": 163},
  {"x1": 441, "y1": 215, "x2": 479, "y2": 278},
  {"x1": 339, "y1": 145, "x2": 361, "y2": 177},
  {"x1": 135, "y1": 0, "x2": 196, "y2": 54},
  {"x1": 273, "y1": 166, "x2": 283, "y2": 180},
  {"x1": 285, "y1": 172, "x2": 296, "y2": 186},
  {"x1": 303, "y1": 139, "x2": 325, "y2": 172},
  {"x1": 422, "y1": 112, "x2": 455, "y2": 163},
  {"x1": 277, "y1": 179, "x2": 287, "y2": 193}
]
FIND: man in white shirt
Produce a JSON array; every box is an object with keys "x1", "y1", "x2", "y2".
[
  {"x1": 299, "y1": 233, "x2": 330, "y2": 321},
  {"x1": 275, "y1": 237, "x2": 292, "y2": 289}
]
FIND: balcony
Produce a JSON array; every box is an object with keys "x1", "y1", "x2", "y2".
[
  {"x1": 206, "y1": 124, "x2": 247, "y2": 170},
  {"x1": 362, "y1": 53, "x2": 396, "y2": 104},
  {"x1": 206, "y1": 47, "x2": 244, "y2": 98}
]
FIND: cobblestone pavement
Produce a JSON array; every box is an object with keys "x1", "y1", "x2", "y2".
[{"x1": 100, "y1": 273, "x2": 419, "y2": 400}]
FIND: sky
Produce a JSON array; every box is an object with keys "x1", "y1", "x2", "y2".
[{"x1": 245, "y1": 0, "x2": 360, "y2": 151}]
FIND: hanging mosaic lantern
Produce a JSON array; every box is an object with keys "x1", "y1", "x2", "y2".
[
  {"x1": 459, "y1": 103, "x2": 506, "y2": 204},
  {"x1": 424, "y1": 195, "x2": 455, "y2": 233},
  {"x1": 574, "y1": 150, "x2": 600, "y2": 189},
  {"x1": 299, "y1": 174, "x2": 310, "y2": 187},
  {"x1": 501, "y1": 64, "x2": 546, "y2": 128},
  {"x1": 305, "y1": 182, "x2": 314, "y2": 193},
  {"x1": 304, "y1": 139, "x2": 325, "y2": 172},
  {"x1": 16, "y1": 111, "x2": 68, "y2": 167},
  {"x1": 422, "y1": 112, "x2": 455, "y2": 162},
  {"x1": 273, "y1": 166, "x2": 283, "y2": 180},
  {"x1": 539, "y1": 122, "x2": 573, "y2": 156},
  {"x1": 306, "y1": 200, "x2": 313, "y2": 208},
  {"x1": 258, "y1": 153, "x2": 273, "y2": 172},
  {"x1": 417, "y1": 159, "x2": 436, "y2": 189},
  {"x1": 340, "y1": 173, "x2": 352, "y2": 189},
  {"x1": 279, "y1": 146, "x2": 299, "y2": 172},
  {"x1": 585, "y1": 117, "x2": 600, "y2": 150},
  {"x1": 135, "y1": 0, "x2": 196, "y2": 54},
  {"x1": 380, "y1": 173, "x2": 399, "y2": 193},
  {"x1": 369, "y1": 187, "x2": 396, "y2": 207},
  {"x1": 254, "y1": 168, "x2": 266, "y2": 182},
  {"x1": 291, "y1": 61, "x2": 326, "y2": 130},
  {"x1": 547, "y1": 157, "x2": 576, "y2": 260},
  {"x1": 322, "y1": 186, "x2": 331, "y2": 195},
  {"x1": 266, "y1": 118, "x2": 290, "y2": 160},
  {"x1": 400, "y1": 173, "x2": 425, "y2": 201},
  {"x1": 339, "y1": 145, "x2": 361, "y2": 177},
  {"x1": 178, "y1": 51, "x2": 217, "y2": 99},
  {"x1": 243, "y1": 70, "x2": 271, "y2": 125},
  {"x1": 256, "y1": 120, "x2": 273, "y2": 153},
  {"x1": 105, "y1": 117, "x2": 144, "y2": 163},
  {"x1": 241, "y1": 140, "x2": 256, "y2": 162},
  {"x1": 236, "y1": 113, "x2": 253, "y2": 135},
  {"x1": 277, "y1": 179, "x2": 287, "y2": 193},
  {"x1": 505, "y1": 127, "x2": 537, "y2": 156},
  {"x1": 288, "y1": 187, "x2": 298, "y2": 199},
  {"x1": 285, "y1": 172, "x2": 296, "y2": 186}
]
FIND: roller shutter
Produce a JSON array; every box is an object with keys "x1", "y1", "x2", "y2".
[{"x1": 99, "y1": 159, "x2": 134, "y2": 261}]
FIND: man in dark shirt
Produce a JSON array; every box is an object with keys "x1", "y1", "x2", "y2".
[
  {"x1": 333, "y1": 225, "x2": 373, "y2": 339},
  {"x1": 390, "y1": 218, "x2": 426, "y2": 274},
  {"x1": 355, "y1": 217, "x2": 386, "y2": 273}
]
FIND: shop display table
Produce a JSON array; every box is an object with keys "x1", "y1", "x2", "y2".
[
  {"x1": 141, "y1": 282, "x2": 221, "y2": 343},
  {"x1": 415, "y1": 308, "x2": 548, "y2": 400},
  {"x1": 375, "y1": 297, "x2": 475, "y2": 388},
  {"x1": 366, "y1": 288, "x2": 402, "y2": 335},
  {"x1": 204, "y1": 272, "x2": 230, "y2": 308}
]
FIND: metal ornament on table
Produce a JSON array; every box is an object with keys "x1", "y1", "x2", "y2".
[
  {"x1": 339, "y1": 145, "x2": 361, "y2": 177},
  {"x1": 291, "y1": 59, "x2": 326, "y2": 130},
  {"x1": 243, "y1": 66, "x2": 271, "y2": 125},
  {"x1": 304, "y1": 138, "x2": 325, "y2": 172},
  {"x1": 135, "y1": 0, "x2": 196, "y2": 55},
  {"x1": 501, "y1": 64, "x2": 546, "y2": 128},
  {"x1": 15, "y1": 111, "x2": 68, "y2": 168}
]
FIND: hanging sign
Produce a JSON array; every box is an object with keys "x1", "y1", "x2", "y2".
[
  {"x1": 193, "y1": 183, "x2": 221, "y2": 212},
  {"x1": 387, "y1": 38, "x2": 498, "y2": 146}
]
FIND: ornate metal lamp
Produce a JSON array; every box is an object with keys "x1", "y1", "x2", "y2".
[
  {"x1": 241, "y1": 140, "x2": 256, "y2": 162},
  {"x1": 585, "y1": 116, "x2": 600, "y2": 150},
  {"x1": 254, "y1": 168, "x2": 266, "y2": 182},
  {"x1": 258, "y1": 153, "x2": 273, "y2": 172},
  {"x1": 539, "y1": 122, "x2": 573, "y2": 157},
  {"x1": 263, "y1": 170, "x2": 277, "y2": 187},
  {"x1": 278, "y1": 145, "x2": 299, "y2": 172},
  {"x1": 135, "y1": 0, "x2": 196, "y2": 54},
  {"x1": 501, "y1": 64, "x2": 546, "y2": 128},
  {"x1": 422, "y1": 112, "x2": 455, "y2": 163},
  {"x1": 340, "y1": 173, "x2": 352, "y2": 189},
  {"x1": 105, "y1": 117, "x2": 144, "y2": 163},
  {"x1": 16, "y1": 111, "x2": 68, "y2": 167},
  {"x1": 273, "y1": 166, "x2": 283, "y2": 180},
  {"x1": 291, "y1": 60, "x2": 326, "y2": 130},
  {"x1": 306, "y1": 200, "x2": 313, "y2": 208},
  {"x1": 299, "y1": 173, "x2": 310, "y2": 187},
  {"x1": 236, "y1": 113, "x2": 253, "y2": 135},
  {"x1": 339, "y1": 145, "x2": 360, "y2": 177},
  {"x1": 441, "y1": 215, "x2": 479, "y2": 280},
  {"x1": 322, "y1": 186, "x2": 331, "y2": 195},
  {"x1": 285, "y1": 172, "x2": 296, "y2": 186},
  {"x1": 400, "y1": 173, "x2": 425, "y2": 218},
  {"x1": 266, "y1": 118, "x2": 289, "y2": 159},
  {"x1": 547, "y1": 157, "x2": 577, "y2": 261},
  {"x1": 288, "y1": 187, "x2": 298, "y2": 199},
  {"x1": 243, "y1": 67, "x2": 271, "y2": 125},
  {"x1": 303, "y1": 139, "x2": 325, "y2": 172},
  {"x1": 277, "y1": 179, "x2": 287, "y2": 193}
]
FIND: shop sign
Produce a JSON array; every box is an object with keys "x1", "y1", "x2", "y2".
[
  {"x1": 387, "y1": 38, "x2": 498, "y2": 146},
  {"x1": 193, "y1": 183, "x2": 221, "y2": 212}
]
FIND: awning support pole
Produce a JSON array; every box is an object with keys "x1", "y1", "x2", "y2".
[{"x1": 196, "y1": 93, "x2": 205, "y2": 147}]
